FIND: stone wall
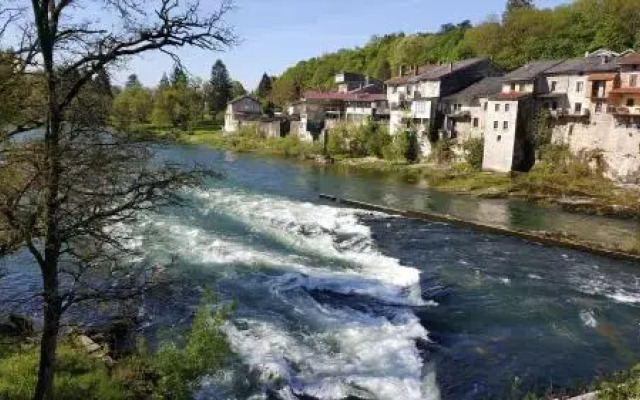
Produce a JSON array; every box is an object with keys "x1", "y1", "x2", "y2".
[{"x1": 552, "y1": 114, "x2": 640, "y2": 181}]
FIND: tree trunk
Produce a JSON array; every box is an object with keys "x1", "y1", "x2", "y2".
[{"x1": 33, "y1": 285, "x2": 61, "y2": 400}]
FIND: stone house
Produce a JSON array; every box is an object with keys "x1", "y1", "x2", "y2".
[
  {"x1": 385, "y1": 58, "x2": 497, "y2": 155},
  {"x1": 287, "y1": 72, "x2": 388, "y2": 142},
  {"x1": 224, "y1": 95, "x2": 262, "y2": 133},
  {"x1": 551, "y1": 52, "x2": 640, "y2": 180},
  {"x1": 482, "y1": 60, "x2": 563, "y2": 172},
  {"x1": 443, "y1": 76, "x2": 504, "y2": 143}
]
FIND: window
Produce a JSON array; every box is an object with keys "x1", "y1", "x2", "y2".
[
  {"x1": 497, "y1": 135, "x2": 502, "y2": 142},
  {"x1": 483, "y1": 102, "x2": 488, "y2": 111},
  {"x1": 551, "y1": 101, "x2": 558, "y2": 111},
  {"x1": 473, "y1": 118, "x2": 479, "y2": 128},
  {"x1": 505, "y1": 104, "x2": 510, "y2": 112},
  {"x1": 392, "y1": 87, "x2": 397, "y2": 94},
  {"x1": 595, "y1": 101, "x2": 603, "y2": 113},
  {"x1": 575, "y1": 103, "x2": 582, "y2": 114},
  {"x1": 627, "y1": 98, "x2": 635, "y2": 107},
  {"x1": 576, "y1": 81, "x2": 584, "y2": 93},
  {"x1": 493, "y1": 121, "x2": 499, "y2": 130},
  {"x1": 632, "y1": 75, "x2": 638, "y2": 87},
  {"x1": 519, "y1": 83, "x2": 526, "y2": 91},
  {"x1": 551, "y1": 81, "x2": 558, "y2": 91},
  {"x1": 495, "y1": 103, "x2": 501, "y2": 112},
  {"x1": 503, "y1": 121, "x2": 509, "y2": 130},
  {"x1": 510, "y1": 83, "x2": 516, "y2": 91}
]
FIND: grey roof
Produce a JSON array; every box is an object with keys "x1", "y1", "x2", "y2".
[
  {"x1": 408, "y1": 58, "x2": 488, "y2": 83},
  {"x1": 445, "y1": 77, "x2": 503, "y2": 102},
  {"x1": 503, "y1": 60, "x2": 565, "y2": 82},
  {"x1": 545, "y1": 56, "x2": 619, "y2": 75}
]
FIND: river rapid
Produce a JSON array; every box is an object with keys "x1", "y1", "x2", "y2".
[{"x1": 2, "y1": 144, "x2": 640, "y2": 400}]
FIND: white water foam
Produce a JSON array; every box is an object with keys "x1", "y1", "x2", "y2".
[
  {"x1": 579, "y1": 310, "x2": 598, "y2": 328},
  {"x1": 141, "y1": 187, "x2": 438, "y2": 399},
  {"x1": 189, "y1": 187, "x2": 426, "y2": 305}
]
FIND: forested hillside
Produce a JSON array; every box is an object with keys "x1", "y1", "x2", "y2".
[{"x1": 269, "y1": 0, "x2": 640, "y2": 105}]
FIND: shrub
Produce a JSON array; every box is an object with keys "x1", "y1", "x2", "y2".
[
  {"x1": 384, "y1": 129, "x2": 420, "y2": 163},
  {"x1": 0, "y1": 340, "x2": 129, "y2": 400},
  {"x1": 326, "y1": 121, "x2": 391, "y2": 159},
  {"x1": 429, "y1": 139, "x2": 453, "y2": 165},
  {"x1": 461, "y1": 137, "x2": 485, "y2": 170},
  {"x1": 0, "y1": 297, "x2": 232, "y2": 400}
]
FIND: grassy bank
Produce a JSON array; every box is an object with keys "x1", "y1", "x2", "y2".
[{"x1": 0, "y1": 300, "x2": 231, "y2": 400}]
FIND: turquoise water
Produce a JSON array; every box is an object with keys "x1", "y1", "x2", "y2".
[{"x1": 2, "y1": 145, "x2": 640, "y2": 399}]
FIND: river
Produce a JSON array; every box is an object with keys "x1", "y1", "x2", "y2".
[{"x1": 2, "y1": 144, "x2": 640, "y2": 399}]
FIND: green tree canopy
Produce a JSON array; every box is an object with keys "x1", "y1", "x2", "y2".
[
  {"x1": 208, "y1": 59, "x2": 232, "y2": 114},
  {"x1": 256, "y1": 73, "x2": 273, "y2": 99}
]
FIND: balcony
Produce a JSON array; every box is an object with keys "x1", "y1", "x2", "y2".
[{"x1": 609, "y1": 106, "x2": 640, "y2": 116}]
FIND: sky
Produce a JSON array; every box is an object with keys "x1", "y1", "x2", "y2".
[{"x1": 120, "y1": 0, "x2": 569, "y2": 91}]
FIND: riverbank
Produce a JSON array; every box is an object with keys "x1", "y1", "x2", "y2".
[
  {"x1": 0, "y1": 300, "x2": 231, "y2": 400},
  {"x1": 174, "y1": 130, "x2": 640, "y2": 223}
]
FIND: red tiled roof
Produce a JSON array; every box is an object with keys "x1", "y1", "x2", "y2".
[
  {"x1": 588, "y1": 73, "x2": 618, "y2": 81},
  {"x1": 303, "y1": 91, "x2": 386, "y2": 102},
  {"x1": 619, "y1": 52, "x2": 640, "y2": 65}
]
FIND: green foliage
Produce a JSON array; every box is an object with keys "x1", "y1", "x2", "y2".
[
  {"x1": 231, "y1": 80, "x2": 247, "y2": 99},
  {"x1": 534, "y1": 109, "x2": 552, "y2": 159},
  {"x1": 462, "y1": 137, "x2": 485, "y2": 170},
  {"x1": 0, "y1": 297, "x2": 232, "y2": 400},
  {"x1": 597, "y1": 364, "x2": 640, "y2": 400},
  {"x1": 208, "y1": 59, "x2": 232, "y2": 114},
  {"x1": 125, "y1": 74, "x2": 142, "y2": 90},
  {"x1": 326, "y1": 121, "x2": 392, "y2": 159},
  {"x1": 151, "y1": 300, "x2": 233, "y2": 399},
  {"x1": 429, "y1": 140, "x2": 453, "y2": 165},
  {"x1": 170, "y1": 65, "x2": 188, "y2": 89},
  {"x1": 0, "y1": 340, "x2": 129, "y2": 400},
  {"x1": 268, "y1": 0, "x2": 640, "y2": 105},
  {"x1": 256, "y1": 73, "x2": 273, "y2": 100},
  {"x1": 111, "y1": 87, "x2": 153, "y2": 131}
]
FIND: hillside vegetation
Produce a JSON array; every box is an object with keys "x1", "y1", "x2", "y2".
[{"x1": 269, "y1": 0, "x2": 640, "y2": 105}]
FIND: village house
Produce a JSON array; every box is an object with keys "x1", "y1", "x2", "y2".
[
  {"x1": 550, "y1": 51, "x2": 640, "y2": 179},
  {"x1": 482, "y1": 60, "x2": 564, "y2": 172},
  {"x1": 479, "y1": 50, "x2": 639, "y2": 180},
  {"x1": 443, "y1": 76, "x2": 504, "y2": 143},
  {"x1": 224, "y1": 95, "x2": 284, "y2": 138},
  {"x1": 287, "y1": 72, "x2": 388, "y2": 142},
  {"x1": 224, "y1": 95, "x2": 262, "y2": 133},
  {"x1": 385, "y1": 58, "x2": 497, "y2": 155}
]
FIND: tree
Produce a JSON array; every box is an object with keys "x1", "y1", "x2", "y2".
[
  {"x1": 269, "y1": 77, "x2": 300, "y2": 106},
  {"x1": 231, "y1": 80, "x2": 246, "y2": 98},
  {"x1": 256, "y1": 72, "x2": 273, "y2": 99},
  {"x1": 125, "y1": 74, "x2": 142, "y2": 90},
  {"x1": 505, "y1": 0, "x2": 535, "y2": 17},
  {"x1": 0, "y1": 1, "x2": 236, "y2": 399},
  {"x1": 171, "y1": 64, "x2": 188, "y2": 88},
  {"x1": 374, "y1": 59, "x2": 392, "y2": 81},
  {"x1": 208, "y1": 59, "x2": 232, "y2": 115},
  {"x1": 159, "y1": 73, "x2": 171, "y2": 90}
]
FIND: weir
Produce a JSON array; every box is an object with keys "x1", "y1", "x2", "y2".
[{"x1": 319, "y1": 194, "x2": 640, "y2": 263}]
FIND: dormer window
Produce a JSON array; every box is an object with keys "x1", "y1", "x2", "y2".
[
  {"x1": 631, "y1": 75, "x2": 638, "y2": 87},
  {"x1": 551, "y1": 81, "x2": 558, "y2": 92},
  {"x1": 519, "y1": 83, "x2": 526, "y2": 92},
  {"x1": 510, "y1": 83, "x2": 516, "y2": 92}
]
